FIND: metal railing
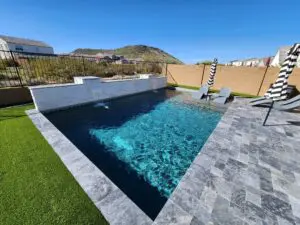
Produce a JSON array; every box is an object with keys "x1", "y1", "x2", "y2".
[{"x1": 0, "y1": 50, "x2": 165, "y2": 88}]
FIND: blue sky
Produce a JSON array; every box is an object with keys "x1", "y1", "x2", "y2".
[{"x1": 0, "y1": 0, "x2": 299, "y2": 63}]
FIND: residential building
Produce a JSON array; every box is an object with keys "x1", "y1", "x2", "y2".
[
  {"x1": 112, "y1": 55, "x2": 124, "y2": 60},
  {"x1": 117, "y1": 55, "x2": 125, "y2": 60},
  {"x1": 242, "y1": 58, "x2": 260, "y2": 67},
  {"x1": 271, "y1": 46, "x2": 300, "y2": 67},
  {"x1": 95, "y1": 53, "x2": 125, "y2": 63},
  {"x1": 270, "y1": 46, "x2": 291, "y2": 67},
  {"x1": 229, "y1": 56, "x2": 274, "y2": 67},
  {"x1": 98, "y1": 56, "x2": 114, "y2": 63},
  {"x1": 126, "y1": 58, "x2": 144, "y2": 64},
  {"x1": 0, "y1": 35, "x2": 54, "y2": 58},
  {"x1": 231, "y1": 60, "x2": 243, "y2": 66},
  {"x1": 67, "y1": 53, "x2": 99, "y2": 62},
  {"x1": 96, "y1": 52, "x2": 112, "y2": 58},
  {"x1": 115, "y1": 59, "x2": 129, "y2": 64},
  {"x1": 257, "y1": 57, "x2": 274, "y2": 67},
  {"x1": 95, "y1": 53, "x2": 107, "y2": 57}
]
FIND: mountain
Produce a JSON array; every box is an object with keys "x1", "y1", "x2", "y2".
[{"x1": 72, "y1": 45, "x2": 183, "y2": 64}]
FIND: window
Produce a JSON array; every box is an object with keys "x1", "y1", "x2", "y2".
[{"x1": 15, "y1": 45, "x2": 23, "y2": 51}]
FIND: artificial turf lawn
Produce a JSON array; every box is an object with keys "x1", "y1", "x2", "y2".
[{"x1": 0, "y1": 104, "x2": 108, "y2": 225}]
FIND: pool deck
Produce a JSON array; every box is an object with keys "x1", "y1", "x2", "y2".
[
  {"x1": 154, "y1": 98, "x2": 300, "y2": 225},
  {"x1": 27, "y1": 95, "x2": 300, "y2": 225}
]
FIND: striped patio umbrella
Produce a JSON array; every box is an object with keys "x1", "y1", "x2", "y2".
[
  {"x1": 262, "y1": 43, "x2": 300, "y2": 126},
  {"x1": 265, "y1": 43, "x2": 300, "y2": 101},
  {"x1": 207, "y1": 58, "x2": 218, "y2": 87}
]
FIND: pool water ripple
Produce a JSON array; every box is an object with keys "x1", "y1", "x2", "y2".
[{"x1": 90, "y1": 95, "x2": 222, "y2": 198}]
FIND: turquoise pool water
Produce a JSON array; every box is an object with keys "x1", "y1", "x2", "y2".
[
  {"x1": 89, "y1": 93, "x2": 222, "y2": 198},
  {"x1": 45, "y1": 89, "x2": 223, "y2": 219}
]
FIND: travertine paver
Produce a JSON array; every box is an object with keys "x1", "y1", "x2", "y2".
[
  {"x1": 28, "y1": 95, "x2": 300, "y2": 225},
  {"x1": 154, "y1": 98, "x2": 300, "y2": 225}
]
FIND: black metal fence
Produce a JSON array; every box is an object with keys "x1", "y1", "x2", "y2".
[{"x1": 0, "y1": 50, "x2": 165, "y2": 88}]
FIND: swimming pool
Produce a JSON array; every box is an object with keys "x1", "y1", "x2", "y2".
[{"x1": 45, "y1": 89, "x2": 223, "y2": 219}]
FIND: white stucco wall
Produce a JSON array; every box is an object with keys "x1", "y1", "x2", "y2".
[
  {"x1": 0, "y1": 39, "x2": 8, "y2": 50},
  {"x1": 270, "y1": 50, "x2": 281, "y2": 67},
  {"x1": 232, "y1": 61, "x2": 243, "y2": 66},
  {"x1": 0, "y1": 39, "x2": 9, "y2": 58},
  {"x1": 29, "y1": 75, "x2": 167, "y2": 112}
]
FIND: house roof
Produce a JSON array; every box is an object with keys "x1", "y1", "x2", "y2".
[
  {"x1": 276, "y1": 46, "x2": 292, "y2": 62},
  {"x1": 0, "y1": 35, "x2": 52, "y2": 48},
  {"x1": 242, "y1": 58, "x2": 259, "y2": 62},
  {"x1": 278, "y1": 46, "x2": 292, "y2": 52}
]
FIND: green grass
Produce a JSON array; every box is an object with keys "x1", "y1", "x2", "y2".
[
  {"x1": 0, "y1": 104, "x2": 108, "y2": 225},
  {"x1": 168, "y1": 83, "x2": 259, "y2": 98}
]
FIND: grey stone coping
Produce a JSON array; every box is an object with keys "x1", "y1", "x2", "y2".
[
  {"x1": 29, "y1": 82, "x2": 80, "y2": 89},
  {"x1": 175, "y1": 87, "x2": 198, "y2": 93},
  {"x1": 103, "y1": 75, "x2": 164, "y2": 83},
  {"x1": 26, "y1": 109, "x2": 153, "y2": 225},
  {"x1": 153, "y1": 98, "x2": 300, "y2": 225},
  {"x1": 27, "y1": 95, "x2": 300, "y2": 225}
]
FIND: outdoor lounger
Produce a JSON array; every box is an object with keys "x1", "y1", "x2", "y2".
[
  {"x1": 250, "y1": 97, "x2": 273, "y2": 106},
  {"x1": 250, "y1": 96, "x2": 267, "y2": 104},
  {"x1": 250, "y1": 85, "x2": 297, "y2": 106},
  {"x1": 192, "y1": 84, "x2": 209, "y2": 99},
  {"x1": 273, "y1": 97, "x2": 300, "y2": 110},
  {"x1": 212, "y1": 87, "x2": 231, "y2": 104},
  {"x1": 264, "y1": 95, "x2": 300, "y2": 111}
]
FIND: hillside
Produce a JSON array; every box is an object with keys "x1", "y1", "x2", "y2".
[{"x1": 72, "y1": 45, "x2": 183, "y2": 64}]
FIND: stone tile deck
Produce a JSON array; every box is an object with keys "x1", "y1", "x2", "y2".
[
  {"x1": 27, "y1": 95, "x2": 300, "y2": 225},
  {"x1": 154, "y1": 98, "x2": 300, "y2": 225}
]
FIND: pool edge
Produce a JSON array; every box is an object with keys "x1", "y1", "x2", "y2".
[
  {"x1": 26, "y1": 109, "x2": 153, "y2": 225},
  {"x1": 152, "y1": 97, "x2": 234, "y2": 224}
]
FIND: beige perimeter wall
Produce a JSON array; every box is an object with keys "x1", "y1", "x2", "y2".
[{"x1": 166, "y1": 64, "x2": 300, "y2": 96}]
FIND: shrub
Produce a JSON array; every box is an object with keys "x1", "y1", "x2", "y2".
[
  {"x1": 0, "y1": 59, "x2": 20, "y2": 70},
  {"x1": 0, "y1": 61, "x2": 6, "y2": 70},
  {"x1": 196, "y1": 60, "x2": 213, "y2": 65},
  {"x1": 2, "y1": 59, "x2": 20, "y2": 67}
]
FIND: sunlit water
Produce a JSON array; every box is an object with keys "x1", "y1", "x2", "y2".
[{"x1": 90, "y1": 95, "x2": 222, "y2": 198}]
